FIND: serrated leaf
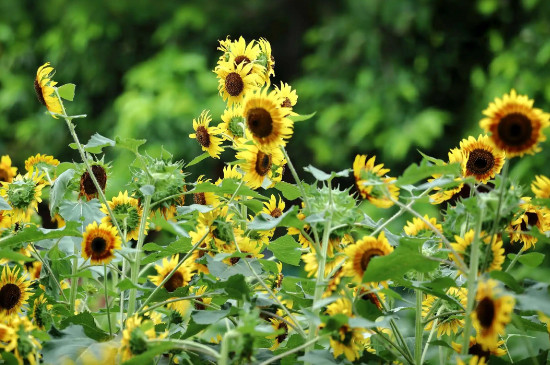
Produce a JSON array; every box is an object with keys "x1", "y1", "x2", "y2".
[
  {"x1": 70, "y1": 133, "x2": 115, "y2": 154},
  {"x1": 115, "y1": 136, "x2": 146, "y2": 154},
  {"x1": 0, "y1": 196, "x2": 11, "y2": 210},
  {"x1": 274, "y1": 181, "x2": 301, "y2": 200},
  {"x1": 289, "y1": 111, "x2": 316, "y2": 122},
  {"x1": 518, "y1": 252, "x2": 545, "y2": 267},
  {"x1": 57, "y1": 83, "x2": 76, "y2": 101},
  {"x1": 268, "y1": 235, "x2": 301, "y2": 266},
  {"x1": 304, "y1": 165, "x2": 331, "y2": 181},
  {"x1": 49, "y1": 169, "x2": 75, "y2": 213},
  {"x1": 0, "y1": 221, "x2": 82, "y2": 249},
  {"x1": 397, "y1": 161, "x2": 461, "y2": 186},
  {"x1": 59, "y1": 199, "x2": 105, "y2": 228},
  {"x1": 186, "y1": 151, "x2": 210, "y2": 167}
]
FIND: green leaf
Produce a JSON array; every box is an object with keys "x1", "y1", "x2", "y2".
[
  {"x1": 206, "y1": 255, "x2": 263, "y2": 280},
  {"x1": 0, "y1": 249, "x2": 33, "y2": 262},
  {"x1": 355, "y1": 296, "x2": 383, "y2": 321},
  {"x1": 60, "y1": 312, "x2": 111, "y2": 341},
  {"x1": 69, "y1": 133, "x2": 115, "y2": 154},
  {"x1": 192, "y1": 306, "x2": 231, "y2": 324},
  {"x1": 274, "y1": 181, "x2": 301, "y2": 200},
  {"x1": 0, "y1": 221, "x2": 82, "y2": 249},
  {"x1": 518, "y1": 252, "x2": 545, "y2": 267},
  {"x1": 139, "y1": 184, "x2": 155, "y2": 196},
  {"x1": 49, "y1": 168, "x2": 75, "y2": 213},
  {"x1": 289, "y1": 111, "x2": 316, "y2": 122},
  {"x1": 0, "y1": 351, "x2": 19, "y2": 365},
  {"x1": 363, "y1": 237, "x2": 440, "y2": 282},
  {"x1": 186, "y1": 151, "x2": 210, "y2": 167},
  {"x1": 489, "y1": 271, "x2": 524, "y2": 293},
  {"x1": 297, "y1": 350, "x2": 339, "y2": 364},
  {"x1": 0, "y1": 196, "x2": 11, "y2": 210},
  {"x1": 57, "y1": 83, "x2": 76, "y2": 101},
  {"x1": 122, "y1": 342, "x2": 175, "y2": 365},
  {"x1": 117, "y1": 278, "x2": 140, "y2": 290},
  {"x1": 115, "y1": 136, "x2": 146, "y2": 154},
  {"x1": 59, "y1": 199, "x2": 105, "y2": 227},
  {"x1": 304, "y1": 165, "x2": 331, "y2": 180},
  {"x1": 427, "y1": 340, "x2": 453, "y2": 349},
  {"x1": 247, "y1": 206, "x2": 299, "y2": 231},
  {"x1": 268, "y1": 235, "x2": 301, "y2": 266},
  {"x1": 396, "y1": 160, "x2": 460, "y2": 186},
  {"x1": 515, "y1": 283, "x2": 550, "y2": 315}
]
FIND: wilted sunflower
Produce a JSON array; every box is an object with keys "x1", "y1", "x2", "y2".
[
  {"x1": 257, "y1": 38, "x2": 275, "y2": 86},
  {"x1": 35, "y1": 62, "x2": 64, "y2": 117},
  {"x1": 148, "y1": 254, "x2": 194, "y2": 315},
  {"x1": 343, "y1": 231, "x2": 393, "y2": 285},
  {"x1": 79, "y1": 164, "x2": 108, "y2": 201},
  {"x1": 509, "y1": 197, "x2": 550, "y2": 250},
  {"x1": 243, "y1": 89, "x2": 294, "y2": 150},
  {"x1": 81, "y1": 221, "x2": 122, "y2": 265},
  {"x1": 235, "y1": 141, "x2": 285, "y2": 189},
  {"x1": 24, "y1": 153, "x2": 59, "y2": 175},
  {"x1": 220, "y1": 104, "x2": 246, "y2": 140},
  {"x1": 459, "y1": 135, "x2": 505, "y2": 184},
  {"x1": 0, "y1": 155, "x2": 17, "y2": 183},
  {"x1": 215, "y1": 61, "x2": 260, "y2": 105},
  {"x1": 353, "y1": 154, "x2": 399, "y2": 208},
  {"x1": 450, "y1": 230, "x2": 505, "y2": 274},
  {"x1": 0, "y1": 168, "x2": 46, "y2": 223},
  {"x1": 101, "y1": 190, "x2": 147, "y2": 241},
  {"x1": 189, "y1": 110, "x2": 225, "y2": 158},
  {"x1": 531, "y1": 175, "x2": 550, "y2": 198},
  {"x1": 480, "y1": 89, "x2": 550, "y2": 157},
  {"x1": 422, "y1": 287, "x2": 467, "y2": 337},
  {"x1": 0, "y1": 266, "x2": 32, "y2": 320},
  {"x1": 471, "y1": 279, "x2": 514, "y2": 350}
]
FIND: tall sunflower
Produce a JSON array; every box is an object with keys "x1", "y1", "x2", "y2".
[
  {"x1": 343, "y1": 231, "x2": 393, "y2": 285},
  {"x1": 450, "y1": 230, "x2": 505, "y2": 274},
  {"x1": 471, "y1": 280, "x2": 515, "y2": 350},
  {"x1": 0, "y1": 266, "x2": 32, "y2": 320},
  {"x1": 235, "y1": 141, "x2": 285, "y2": 189},
  {"x1": 459, "y1": 135, "x2": 505, "y2": 184},
  {"x1": 480, "y1": 89, "x2": 550, "y2": 157},
  {"x1": 0, "y1": 155, "x2": 17, "y2": 183},
  {"x1": 35, "y1": 62, "x2": 64, "y2": 117},
  {"x1": 353, "y1": 154, "x2": 399, "y2": 208},
  {"x1": 243, "y1": 89, "x2": 293, "y2": 150},
  {"x1": 215, "y1": 61, "x2": 260, "y2": 106},
  {"x1": 509, "y1": 197, "x2": 550, "y2": 250},
  {"x1": 189, "y1": 110, "x2": 225, "y2": 159},
  {"x1": 24, "y1": 153, "x2": 59, "y2": 174},
  {"x1": 81, "y1": 221, "x2": 122, "y2": 265},
  {"x1": 422, "y1": 287, "x2": 467, "y2": 337},
  {"x1": 0, "y1": 168, "x2": 46, "y2": 223},
  {"x1": 531, "y1": 175, "x2": 550, "y2": 198},
  {"x1": 220, "y1": 104, "x2": 246, "y2": 140},
  {"x1": 100, "y1": 190, "x2": 147, "y2": 241}
]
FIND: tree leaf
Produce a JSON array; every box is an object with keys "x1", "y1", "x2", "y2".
[
  {"x1": 57, "y1": 83, "x2": 76, "y2": 101},
  {"x1": 268, "y1": 235, "x2": 301, "y2": 266}
]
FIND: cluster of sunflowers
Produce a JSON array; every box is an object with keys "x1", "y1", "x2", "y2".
[{"x1": 1, "y1": 36, "x2": 550, "y2": 365}]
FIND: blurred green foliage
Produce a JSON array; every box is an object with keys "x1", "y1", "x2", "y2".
[{"x1": 2, "y1": 0, "x2": 550, "y2": 189}]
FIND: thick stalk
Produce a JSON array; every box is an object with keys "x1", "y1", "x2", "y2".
[
  {"x1": 218, "y1": 330, "x2": 239, "y2": 365},
  {"x1": 103, "y1": 264, "x2": 113, "y2": 336},
  {"x1": 415, "y1": 273, "x2": 424, "y2": 364},
  {"x1": 258, "y1": 336, "x2": 323, "y2": 365},
  {"x1": 69, "y1": 241, "x2": 79, "y2": 313}
]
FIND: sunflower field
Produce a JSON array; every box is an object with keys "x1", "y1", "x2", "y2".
[{"x1": 2, "y1": 23, "x2": 550, "y2": 365}]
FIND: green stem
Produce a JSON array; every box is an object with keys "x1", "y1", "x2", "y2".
[
  {"x1": 29, "y1": 244, "x2": 68, "y2": 302},
  {"x1": 505, "y1": 246, "x2": 525, "y2": 272},
  {"x1": 415, "y1": 273, "x2": 424, "y2": 364},
  {"x1": 149, "y1": 339, "x2": 220, "y2": 360},
  {"x1": 420, "y1": 307, "x2": 442, "y2": 364},
  {"x1": 258, "y1": 336, "x2": 324, "y2": 365},
  {"x1": 373, "y1": 328, "x2": 415, "y2": 365},
  {"x1": 69, "y1": 244, "x2": 79, "y2": 313},
  {"x1": 218, "y1": 330, "x2": 239, "y2": 365},
  {"x1": 103, "y1": 264, "x2": 113, "y2": 336},
  {"x1": 281, "y1": 146, "x2": 310, "y2": 209}
]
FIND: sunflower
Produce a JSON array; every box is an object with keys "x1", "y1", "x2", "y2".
[
  {"x1": 509, "y1": 197, "x2": 550, "y2": 250},
  {"x1": 0, "y1": 155, "x2": 17, "y2": 183},
  {"x1": 25, "y1": 153, "x2": 60, "y2": 174},
  {"x1": 242, "y1": 89, "x2": 293, "y2": 150},
  {"x1": 324, "y1": 298, "x2": 365, "y2": 361},
  {"x1": 0, "y1": 168, "x2": 46, "y2": 223},
  {"x1": 223, "y1": 36, "x2": 265, "y2": 79},
  {"x1": 148, "y1": 254, "x2": 194, "y2": 315},
  {"x1": 422, "y1": 287, "x2": 467, "y2": 337},
  {"x1": 0, "y1": 210, "x2": 12, "y2": 230},
  {"x1": 429, "y1": 147, "x2": 467, "y2": 204},
  {"x1": 471, "y1": 279, "x2": 515, "y2": 350},
  {"x1": 188, "y1": 226, "x2": 215, "y2": 274},
  {"x1": 531, "y1": 175, "x2": 550, "y2": 198},
  {"x1": 343, "y1": 231, "x2": 394, "y2": 285},
  {"x1": 273, "y1": 82, "x2": 298, "y2": 114},
  {"x1": 191, "y1": 285, "x2": 212, "y2": 310},
  {"x1": 303, "y1": 252, "x2": 345, "y2": 279},
  {"x1": 120, "y1": 315, "x2": 164, "y2": 361},
  {"x1": 192, "y1": 176, "x2": 219, "y2": 207},
  {"x1": 215, "y1": 61, "x2": 260, "y2": 106},
  {"x1": 353, "y1": 154, "x2": 399, "y2": 208},
  {"x1": 220, "y1": 104, "x2": 246, "y2": 140},
  {"x1": 452, "y1": 336, "x2": 507, "y2": 362},
  {"x1": 459, "y1": 135, "x2": 505, "y2": 184},
  {"x1": 355, "y1": 286, "x2": 386, "y2": 310},
  {"x1": 257, "y1": 38, "x2": 275, "y2": 86},
  {"x1": 189, "y1": 110, "x2": 225, "y2": 158},
  {"x1": 79, "y1": 164, "x2": 108, "y2": 201},
  {"x1": 35, "y1": 62, "x2": 64, "y2": 117},
  {"x1": 224, "y1": 235, "x2": 264, "y2": 265},
  {"x1": 81, "y1": 221, "x2": 122, "y2": 265},
  {"x1": 235, "y1": 140, "x2": 285, "y2": 189},
  {"x1": 267, "y1": 317, "x2": 291, "y2": 350},
  {"x1": 403, "y1": 214, "x2": 443, "y2": 237},
  {"x1": 101, "y1": 190, "x2": 147, "y2": 241},
  {"x1": 480, "y1": 89, "x2": 550, "y2": 157},
  {"x1": 32, "y1": 294, "x2": 52, "y2": 330},
  {"x1": 0, "y1": 266, "x2": 32, "y2": 320},
  {"x1": 450, "y1": 230, "x2": 505, "y2": 274},
  {"x1": 1, "y1": 315, "x2": 41, "y2": 365}
]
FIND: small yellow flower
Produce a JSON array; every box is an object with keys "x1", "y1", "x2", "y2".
[
  {"x1": 189, "y1": 110, "x2": 225, "y2": 159},
  {"x1": 0, "y1": 155, "x2": 18, "y2": 183},
  {"x1": 353, "y1": 154, "x2": 399, "y2": 208},
  {"x1": 35, "y1": 62, "x2": 64, "y2": 117},
  {"x1": 81, "y1": 221, "x2": 122, "y2": 265}
]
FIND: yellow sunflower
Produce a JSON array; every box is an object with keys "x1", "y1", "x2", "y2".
[
  {"x1": 101, "y1": 190, "x2": 147, "y2": 241},
  {"x1": 148, "y1": 254, "x2": 194, "y2": 315},
  {"x1": 257, "y1": 38, "x2": 275, "y2": 86},
  {"x1": 81, "y1": 221, "x2": 122, "y2": 265},
  {"x1": 79, "y1": 164, "x2": 108, "y2": 201},
  {"x1": 2, "y1": 315, "x2": 42, "y2": 365},
  {"x1": 403, "y1": 214, "x2": 443, "y2": 237},
  {"x1": 32, "y1": 294, "x2": 52, "y2": 330},
  {"x1": 120, "y1": 315, "x2": 164, "y2": 361},
  {"x1": 303, "y1": 251, "x2": 345, "y2": 279},
  {"x1": 531, "y1": 175, "x2": 550, "y2": 198},
  {"x1": 192, "y1": 285, "x2": 212, "y2": 310},
  {"x1": 215, "y1": 61, "x2": 260, "y2": 105},
  {"x1": 189, "y1": 110, "x2": 225, "y2": 158},
  {"x1": 224, "y1": 235, "x2": 264, "y2": 265},
  {"x1": 0, "y1": 210, "x2": 12, "y2": 230},
  {"x1": 343, "y1": 231, "x2": 393, "y2": 285},
  {"x1": 429, "y1": 147, "x2": 467, "y2": 204},
  {"x1": 0, "y1": 266, "x2": 32, "y2": 320},
  {"x1": 35, "y1": 62, "x2": 64, "y2": 117},
  {"x1": 450, "y1": 230, "x2": 505, "y2": 274},
  {"x1": 242, "y1": 89, "x2": 294, "y2": 150},
  {"x1": 224, "y1": 36, "x2": 265, "y2": 79},
  {"x1": 235, "y1": 140, "x2": 285, "y2": 189},
  {"x1": 509, "y1": 197, "x2": 550, "y2": 250},
  {"x1": 24, "y1": 153, "x2": 60, "y2": 174},
  {"x1": 324, "y1": 298, "x2": 365, "y2": 362},
  {"x1": 220, "y1": 104, "x2": 246, "y2": 140},
  {"x1": 267, "y1": 316, "x2": 292, "y2": 351},
  {"x1": 0, "y1": 155, "x2": 17, "y2": 183},
  {"x1": 422, "y1": 287, "x2": 467, "y2": 337},
  {"x1": 480, "y1": 89, "x2": 550, "y2": 157},
  {"x1": 471, "y1": 279, "x2": 515, "y2": 350},
  {"x1": 188, "y1": 225, "x2": 215, "y2": 274},
  {"x1": 273, "y1": 82, "x2": 298, "y2": 115},
  {"x1": 192, "y1": 176, "x2": 219, "y2": 207},
  {"x1": 459, "y1": 135, "x2": 506, "y2": 184},
  {"x1": 452, "y1": 336, "x2": 507, "y2": 362},
  {"x1": 0, "y1": 168, "x2": 46, "y2": 223},
  {"x1": 353, "y1": 154, "x2": 399, "y2": 208}
]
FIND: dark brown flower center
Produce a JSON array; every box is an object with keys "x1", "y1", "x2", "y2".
[
  {"x1": 466, "y1": 149, "x2": 495, "y2": 175},
  {"x1": 520, "y1": 212, "x2": 539, "y2": 231},
  {"x1": 497, "y1": 112, "x2": 533, "y2": 147},
  {"x1": 360, "y1": 248, "x2": 385, "y2": 272},
  {"x1": 468, "y1": 343, "x2": 491, "y2": 360},
  {"x1": 234, "y1": 55, "x2": 250, "y2": 66},
  {"x1": 195, "y1": 126, "x2": 211, "y2": 148},
  {"x1": 194, "y1": 298, "x2": 206, "y2": 310},
  {"x1": 193, "y1": 192, "x2": 207, "y2": 205},
  {"x1": 476, "y1": 297, "x2": 495, "y2": 328},
  {"x1": 0, "y1": 283, "x2": 22, "y2": 310},
  {"x1": 164, "y1": 271, "x2": 184, "y2": 292},
  {"x1": 229, "y1": 257, "x2": 240, "y2": 265},
  {"x1": 225, "y1": 72, "x2": 244, "y2": 96},
  {"x1": 0, "y1": 169, "x2": 9, "y2": 182},
  {"x1": 270, "y1": 208, "x2": 282, "y2": 218},
  {"x1": 281, "y1": 98, "x2": 292, "y2": 108},
  {"x1": 247, "y1": 108, "x2": 273, "y2": 138},
  {"x1": 91, "y1": 237, "x2": 107, "y2": 253},
  {"x1": 80, "y1": 165, "x2": 107, "y2": 200},
  {"x1": 34, "y1": 79, "x2": 47, "y2": 106},
  {"x1": 255, "y1": 151, "x2": 272, "y2": 176},
  {"x1": 276, "y1": 322, "x2": 288, "y2": 343},
  {"x1": 361, "y1": 292, "x2": 382, "y2": 309}
]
